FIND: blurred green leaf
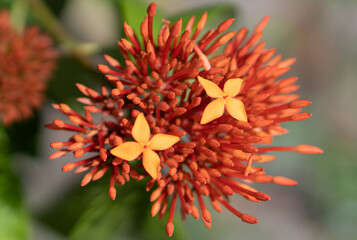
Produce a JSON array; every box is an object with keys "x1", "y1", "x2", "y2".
[
  {"x1": 38, "y1": 174, "x2": 187, "y2": 239},
  {"x1": 69, "y1": 180, "x2": 188, "y2": 240},
  {"x1": 0, "y1": 126, "x2": 29, "y2": 239},
  {"x1": 305, "y1": 140, "x2": 357, "y2": 217},
  {"x1": 37, "y1": 178, "x2": 146, "y2": 238},
  {"x1": 117, "y1": 0, "x2": 165, "y2": 46},
  {"x1": 0, "y1": 0, "x2": 16, "y2": 9},
  {"x1": 36, "y1": 184, "x2": 101, "y2": 236},
  {"x1": 169, "y1": 4, "x2": 237, "y2": 31},
  {"x1": 69, "y1": 190, "x2": 135, "y2": 240},
  {"x1": 43, "y1": 0, "x2": 68, "y2": 16},
  {"x1": 138, "y1": 210, "x2": 188, "y2": 240},
  {"x1": 47, "y1": 56, "x2": 104, "y2": 106},
  {"x1": 4, "y1": 111, "x2": 39, "y2": 156}
]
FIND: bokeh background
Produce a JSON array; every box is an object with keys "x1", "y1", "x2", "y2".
[{"x1": 1, "y1": 0, "x2": 356, "y2": 239}]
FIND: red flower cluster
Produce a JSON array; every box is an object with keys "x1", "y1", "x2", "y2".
[
  {"x1": 47, "y1": 3, "x2": 322, "y2": 236},
  {"x1": 0, "y1": 10, "x2": 57, "y2": 125}
]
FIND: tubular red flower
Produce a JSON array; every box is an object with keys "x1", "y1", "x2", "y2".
[{"x1": 47, "y1": 3, "x2": 322, "y2": 236}]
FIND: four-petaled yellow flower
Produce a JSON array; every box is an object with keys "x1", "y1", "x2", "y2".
[
  {"x1": 110, "y1": 113, "x2": 180, "y2": 179},
  {"x1": 198, "y1": 76, "x2": 248, "y2": 124}
]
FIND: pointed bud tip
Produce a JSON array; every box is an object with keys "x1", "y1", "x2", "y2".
[
  {"x1": 97, "y1": 64, "x2": 110, "y2": 73},
  {"x1": 50, "y1": 141, "x2": 63, "y2": 148},
  {"x1": 109, "y1": 187, "x2": 116, "y2": 200},
  {"x1": 99, "y1": 148, "x2": 107, "y2": 161},
  {"x1": 53, "y1": 119, "x2": 65, "y2": 128},
  {"x1": 255, "y1": 192, "x2": 271, "y2": 201},
  {"x1": 218, "y1": 18, "x2": 235, "y2": 32},
  {"x1": 273, "y1": 176, "x2": 298, "y2": 186},
  {"x1": 81, "y1": 173, "x2": 92, "y2": 186},
  {"x1": 75, "y1": 83, "x2": 88, "y2": 94},
  {"x1": 170, "y1": 18, "x2": 182, "y2": 36},
  {"x1": 290, "y1": 100, "x2": 312, "y2": 108},
  {"x1": 151, "y1": 202, "x2": 161, "y2": 217},
  {"x1": 49, "y1": 150, "x2": 67, "y2": 160},
  {"x1": 202, "y1": 209, "x2": 212, "y2": 223},
  {"x1": 292, "y1": 112, "x2": 312, "y2": 121},
  {"x1": 184, "y1": 204, "x2": 192, "y2": 214},
  {"x1": 147, "y1": 2, "x2": 157, "y2": 16},
  {"x1": 241, "y1": 214, "x2": 258, "y2": 224},
  {"x1": 62, "y1": 163, "x2": 75, "y2": 172},
  {"x1": 59, "y1": 103, "x2": 71, "y2": 114},
  {"x1": 166, "y1": 222, "x2": 174, "y2": 237},
  {"x1": 296, "y1": 145, "x2": 323, "y2": 154}
]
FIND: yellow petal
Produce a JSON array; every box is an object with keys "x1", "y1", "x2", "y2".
[
  {"x1": 110, "y1": 142, "x2": 143, "y2": 161},
  {"x1": 132, "y1": 112, "x2": 150, "y2": 144},
  {"x1": 200, "y1": 98, "x2": 225, "y2": 124},
  {"x1": 197, "y1": 76, "x2": 223, "y2": 98},
  {"x1": 149, "y1": 133, "x2": 180, "y2": 151},
  {"x1": 223, "y1": 78, "x2": 243, "y2": 97},
  {"x1": 142, "y1": 149, "x2": 160, "y2": 179},
  {"x1": 225, "y1": 98, "x2": 247, "y2": 122}
]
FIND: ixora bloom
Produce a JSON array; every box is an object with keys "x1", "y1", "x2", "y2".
[
  {"x1": 47, "y1": 3, "x2": 323, "y2": 237},
  {"x1": 0, "y1": 10, "x2": 57, "y2": 125}
]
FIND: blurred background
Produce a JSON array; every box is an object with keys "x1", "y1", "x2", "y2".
[{"x1": 0, "y1": 0, "x2": 356, "y2": 239}]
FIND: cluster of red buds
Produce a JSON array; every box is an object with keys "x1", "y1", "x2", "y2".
[
  {"x1": 0, "y1": 10, "x2": 57, "y2": 125},
  {"x1": 47, "y1": 3, "x2": 322, "y2": 236}
]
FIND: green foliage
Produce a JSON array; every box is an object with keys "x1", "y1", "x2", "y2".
[
  {"x1": 38, "y1": 177, "x2": 187, "y2": 239},
  {"x1": 46, "y1": 56, "x2": 104, "y2": 106},
  {"x1": 116, "y1": 0, "x2": 236, "y2": 46},
  {"x1": 0, "y1": 126, "x2": 29, "y2": 240},
  {"x1": 4, "y1": 112, "x2": 39, "y2": 156},
  {"x1": 117, "y1": 0, "x2": 165, "y2": 46},
  {"x1": 43, "y1": 0, "x2": 68, "y2": 16},
  {"x1": 68, "y1": 181, "x2": 187, "y2": 240},
  {"x1": 169, "y1": 4, "x2": 237, "y2": 31},
  {"x1": 0, "y1": 0, "x2": 15, "y2": 9}
]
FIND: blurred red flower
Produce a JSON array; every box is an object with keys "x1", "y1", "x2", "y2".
[{"x1": 0, "y1": 10, "x2": 57, "y2": 125}]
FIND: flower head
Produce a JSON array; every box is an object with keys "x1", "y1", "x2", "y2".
[
  {"x1": 0, "y1": 10, "x2": 57, "y2": 125},
  {"x1": 47, "y1": 3, "x2": 322, "y2": 236}
]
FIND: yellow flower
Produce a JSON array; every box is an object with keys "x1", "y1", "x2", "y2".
[
  {"x1": 198, "y1": 76, "x2": 248, "y2": 124},
  {"x1": 110, "y1": 112, "x2": 180, "y2": 179}
]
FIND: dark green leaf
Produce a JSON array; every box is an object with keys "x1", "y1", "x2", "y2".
[
  {"x1": 0, "y1": 0, "x2": 16, "y2": 9},
  {"x1": 39, "y1": 175, "x2": 187, "y2": 239},
  {"x1": 169, "y1": 4, "x2": 237, "y2": 33},
  {"x1": 116, "y1": 0, "x2": 165, "y2": 46},
  {"x1": 0, "y1": 126, "x2": 29, "y2": 239},
  {"x1": 43, "y1": 0, "x2": 68, "y2": 16},
  {"x1": 46, "y1": 56, "x2": 103, "y2": 106},
  {"x1": 69, "y1": 180, "x2": 150, "y2": 240},
  {"x1": 4, "y1": 111, "x2": 39, "y2": 156}
]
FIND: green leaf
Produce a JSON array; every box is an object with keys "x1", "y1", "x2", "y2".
[
  {"x1": 47, "y1": 56, "x2": 104, "y2": 106},
  {"x1": 0, "y1": 0, "x2": 16, "y2": 9},
  {"x1": 138, "y1": 210, "x2": 188, "y2": 240},
  {"x1": 69, "y1": 180, "x2": 150, "y2": 240},
  {"x1": 0, "y1": 126, "x2": 29, "y2": 240},
  {"x1": 43, "y1": 0, "x2": 68, "y2": 16},
  {"x1": 39, "y1": 175, "x2": 187, "y2": 239},
  {"x1": 4, "y1": 111, "x2": 40, "y2": 156},
  {"x1": 169, "y1": 4, "x2": 237, "y2": 33},
  {"x1": 36, "y1": 184, "x2": 101, "y2": 236},
  {"x1": 69, "y1": 191, "x2": 135, "y2": 240},
  {"x1": 116, "y1": 0, "x2": 165, "y2": 45}
]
